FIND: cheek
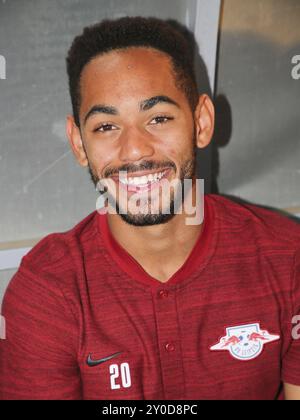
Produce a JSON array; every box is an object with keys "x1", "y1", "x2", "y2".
[
  {"x1": 162, "y1": 132, "x2": 194, "y2": 161},
  {"x1": 86, "y1": 142, "x2": 116, "y2": 175},
  {"x1": 166, "y1": 148, "x2": 181, "y2": 163},
  {"x1": 164, "y1": 121, "x2": 194, "y2": 151}
]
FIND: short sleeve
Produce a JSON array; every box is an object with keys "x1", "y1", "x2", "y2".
[
  {"x1": 0, "y1": 265, "x2": 81, "y2": 400},
  {"x1": 282, "y1": 248, "x2": 300, "y2": 386}
]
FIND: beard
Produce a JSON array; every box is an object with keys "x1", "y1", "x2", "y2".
[{"x1": 89, "y1": 144, "x2": 197, "y2": 227}]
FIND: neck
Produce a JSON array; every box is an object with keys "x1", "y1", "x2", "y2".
[{"x1": 106, "y1": 181, "x2": 204, "y2": 282}]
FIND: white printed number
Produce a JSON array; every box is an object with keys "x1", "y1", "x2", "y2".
[{"x1": 110, "y1": 363, "x2": 132, "y2": 390}]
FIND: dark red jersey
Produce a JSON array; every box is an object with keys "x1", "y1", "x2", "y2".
[{"x1": 1, "y1": 194, "x2": 300, "y2": 400}]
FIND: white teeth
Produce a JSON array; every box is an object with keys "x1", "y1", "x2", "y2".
[
  {"x1": 119, "y1": 178, "x2": 128, "y2": 185},
  {"x1": 133, "y1": 177, "x2": 142, "y2": 185},
  {"x1": 141, "y1": 176, "x2": 148, "y2": 184},
  {"x1": 120, "y1": 171, "x2": 167, "y2": 186}
]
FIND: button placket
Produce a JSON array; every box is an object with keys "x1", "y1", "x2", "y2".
[
  {"x1": 158, "y1": 289, "x2": 169, "y2": 299},
  {"x1": 165, "y1": 343, "x2": 176, "y2": 352},
  {"x1": 153, "y1": 288, "x2": 184, "y2": 399}
]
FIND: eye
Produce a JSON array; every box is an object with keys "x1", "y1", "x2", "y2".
[
  {"x1": 149, "y1": 116, "x2": 174, "y2": 125},
  {"x1": 94, "y1": 123, "x2": 118, "y2": 133}
]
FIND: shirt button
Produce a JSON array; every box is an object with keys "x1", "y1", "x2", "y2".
[
  {"x1": 158, "y1": 290, "x2": 169, "y2": 299},
  {"x1": 165, "y1": 343, "x2": 176, "y2": 352}
]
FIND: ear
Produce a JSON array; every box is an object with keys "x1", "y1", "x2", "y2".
[
  {"x1": 194, "y1": 94, "x2": 215, "y2": 149},
  {"x1": 66, "y1": 115, "x2": 88, "y2": 167}
]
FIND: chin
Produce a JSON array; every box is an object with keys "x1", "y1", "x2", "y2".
[{"x1": 120, "y1": 212, "x2": 175, "y2": 227}]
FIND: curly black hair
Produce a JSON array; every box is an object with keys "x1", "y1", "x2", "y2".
[{"x1": 66, "y1": 16, "x2": 199, "y2": 127}]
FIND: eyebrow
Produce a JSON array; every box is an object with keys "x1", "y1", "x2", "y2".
[
  {"x1": 83, "y1": 95, "x2": 180, "y2": 125},
  {"x1": 139, "y1": 95, "x2": 180, "y2": 111},
  {"x1": 84, "y1": 105, "x2": 118, "y2": 124}
]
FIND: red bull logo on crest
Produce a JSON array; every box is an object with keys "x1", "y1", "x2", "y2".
[{"x1": 210, "y1": 323, "x2": 280, "y2": 361}]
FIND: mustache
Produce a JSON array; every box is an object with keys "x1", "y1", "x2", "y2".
[{"x1": 103, "y1": 160, "x2": 176, "y2": 178}]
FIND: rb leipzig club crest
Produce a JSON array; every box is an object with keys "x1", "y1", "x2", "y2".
[{"x1": 210, "y1": 323, "x2": 280, "y2": 361}]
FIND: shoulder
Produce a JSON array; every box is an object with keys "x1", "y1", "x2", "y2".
[
  {"x1": 2, "y1": 213, "x2": 100, "y2": 332},
  {"x1": 206, "y1": 194, "x2": 300, "y2": 252},
  {"x1": 4, "y1": 211, "x2": 99, "y2": 317},
  {"x1": 17, "y1": 211, "x2": 99, "y2": 284}
]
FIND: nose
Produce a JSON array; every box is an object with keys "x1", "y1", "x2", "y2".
[{"x1": 118, "y1": 126, "x2": 155, "y2": 163}]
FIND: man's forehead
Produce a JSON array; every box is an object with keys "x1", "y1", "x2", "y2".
[
  {"x1": 79, "y1": 47, "x2": 182, "y2": 114},
  {"x1": 81, "y1": 47, "x2": 173, "y2": 79}
]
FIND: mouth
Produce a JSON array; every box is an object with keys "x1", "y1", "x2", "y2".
[{"x1": 112, "y1": 168, "x2": 173, "y2": 194}]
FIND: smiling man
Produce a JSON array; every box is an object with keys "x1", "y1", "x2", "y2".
[{"x1": 1, "y1": 17, "x2": 300, "y2": 401}]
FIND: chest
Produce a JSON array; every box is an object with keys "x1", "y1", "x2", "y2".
[{"x1": 78, "y1": 257, "x2": 291, "y2": 400}]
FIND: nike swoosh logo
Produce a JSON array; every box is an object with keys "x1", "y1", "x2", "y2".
[{"x1": 86, "y1": 352, "x2": 122, "y2": 367}]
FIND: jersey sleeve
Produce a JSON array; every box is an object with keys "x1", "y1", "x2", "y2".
[
  {"x1": 282, "y1": 248, "x2": 300, "y2": 386},
  {"x1": 0, "y1": 264, "x2": 81, "y2": 400}
]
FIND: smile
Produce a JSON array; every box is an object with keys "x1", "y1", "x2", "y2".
[
  {"x1": 115, "y1": 169, "x2": 172, "y2": 193},
  {"x1": 119, "y1": 170, "x2": 168, "y2": 187}
]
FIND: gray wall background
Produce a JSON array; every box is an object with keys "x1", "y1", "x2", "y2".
[
  {"x1": 0, "y1": 269, "x2": 15, "y2": 308},
  {"x1": 0, "y1": 0, "x2": 199, "y2": 244},
  {"x1": 214, "y1": 0, "x2": 300, "y2": 210}
]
